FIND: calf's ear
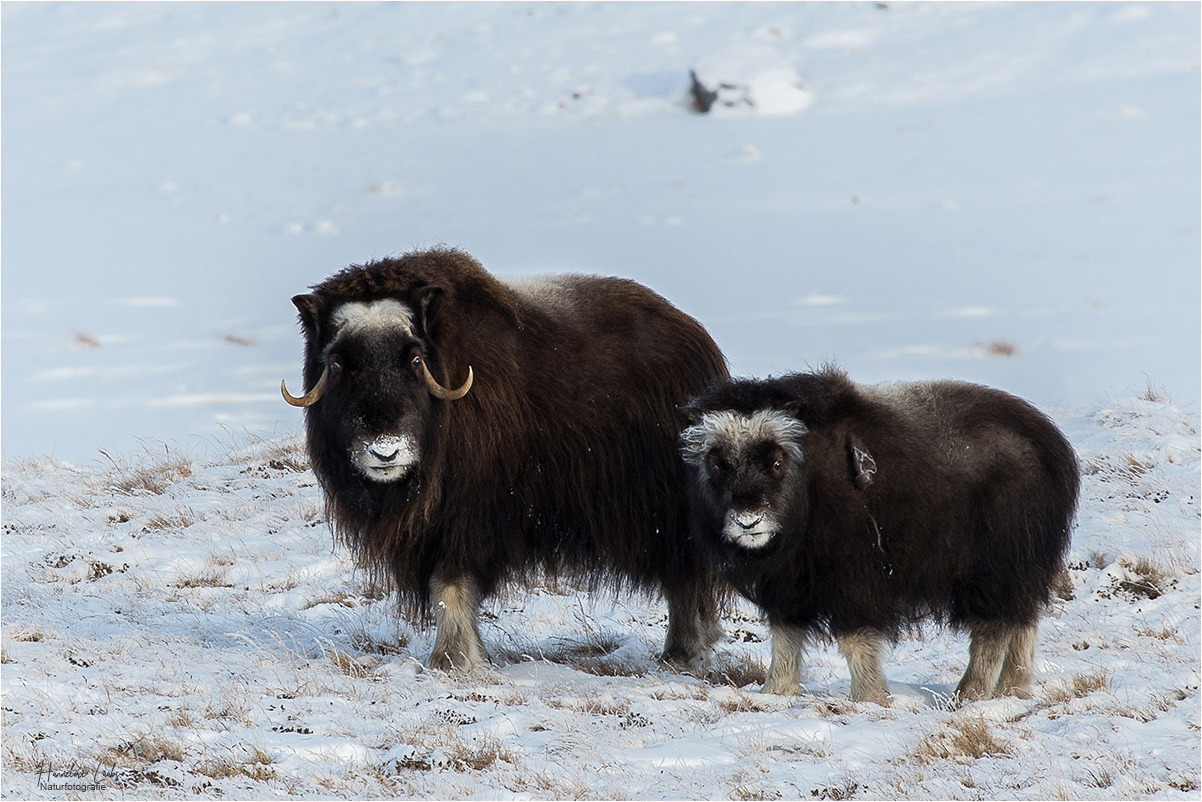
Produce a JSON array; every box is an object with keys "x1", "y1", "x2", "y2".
[
  {"x1": 415, "y1": 285, "x2": 445, "y2": 337},
  {"x1": 782, "y1": 399, "x2": 808, "y2": 421},
  {"x1": 847, "y1": 434, "x2": 877, "y2": 490},
  {"x1": 681, "y1": 400, "x2": 704, "y2": 426}
]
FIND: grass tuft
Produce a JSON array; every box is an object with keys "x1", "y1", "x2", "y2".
[
  {"x1": 144, "y1": 506, "x2": 198, "y2": 531},
  {"x1": 176, "y1": 564, "x2": 232, "y2": 589},
  {"x1": 1045, "y1": 667, "x2": 1112, "y2": 704},
  {"x1": 104, "y1": 733, "x2": 186, "y2": 766},
  {"x1": 327, "y1": 646, "x2": 381, "y2": 678},
  {"x1": 1100, "y1": 555, "x2": 1174, "y2": 601},
  {"x1": 9, "y1": 626, "x2": 43, "y2": 643},
  {"x1": 911, "y1": 714, "x2": 1013, "y2": 765},
  {"x1": 196, "y1": 745, "x2": 275, "y2": 781},
  {"x1": 706, "y1": 650, "x2": 768, "y2": 689},
  {"x1": 100, "y1": 446, "x2": 193, "y2": 495}
]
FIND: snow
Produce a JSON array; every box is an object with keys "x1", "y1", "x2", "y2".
[
  {"x1": 2, "y1": 3, "x2": 1200, "y2": 799},
  {"x1": 2, "y1": 398, "x2": 1199, "y2": 798}
]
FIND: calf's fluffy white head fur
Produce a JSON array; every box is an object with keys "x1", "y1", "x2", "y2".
[{"x1": 681, "y1": 409, "x2": 807, "y2": 549}]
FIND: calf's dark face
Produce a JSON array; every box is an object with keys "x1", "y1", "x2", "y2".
[
  {"x1": 298, "y1": 296, "x2": 436, "y2": 483},
  {"x1": 681, "y1": 410, "x2": 809, "y2": 552}
]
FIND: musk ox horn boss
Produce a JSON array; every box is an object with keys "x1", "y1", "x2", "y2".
[
  {"x1": 681, "y1": 367, "x2": 1079, "y2": 704},
  {"x1": 284, "y1": 248, "x2": 729, "y2": 672}
]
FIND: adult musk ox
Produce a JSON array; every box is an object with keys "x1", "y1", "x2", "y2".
[
  {"x1": 283, "y1": 248, "x2": 728, "y2": 671},
  {"x1": 680, "y1": 367, "x2": 1079, "y2": 704}
]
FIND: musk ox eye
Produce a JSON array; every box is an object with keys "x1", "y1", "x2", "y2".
[
  {"x1": 411, "y1": 354, "x2": 423, "y2": 369},
  {"x1": 328, "y1": 359, "x2": 343, "y2": 376},
  {"x1": 772, "y1": 458, "x2": 783, "y2": 474},
  {"x1": 706, "y1": 455, "x2": 722, "y2": 478}
]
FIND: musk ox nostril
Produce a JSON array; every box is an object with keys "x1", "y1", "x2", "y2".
[
  {"x1": 370, "y1": 447, "x2": 399, "y2": 462},
  {"x1": 734, "y1": 514, "x2": 764, "y2": 529}
]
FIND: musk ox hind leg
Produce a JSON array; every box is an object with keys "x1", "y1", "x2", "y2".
[
  {"x1": 994, "y1": 622, "x2": 1038, "y2": 699},
  {"x1": 660, "y1": 582, "x2": 723, "y2": 671},
  {"x1": 761, "y1": 622, "x2": 809, "y2": 695},
  {"x1": 428, "y1": 575, "x2": 489, "y2": 672},
  {"x1": 955, "y1": 620, "x2": 1015, "y2": 703},
  {"x1": 838, "y1": 629, "x2": 890, "y2": 705}
]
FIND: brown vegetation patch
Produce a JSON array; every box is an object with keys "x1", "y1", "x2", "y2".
[
  {"x1": 196, "y1": 746, "x2": 275, "y2": 782},
  {"x1": 328, "y1": 648, "x2": 380, "y2": 678},
  {"x1": 144, "y1": 507, "x2": 198, "y2": 531},
  {"x1": 1100, "y1": 555, "x2": 1173, "y2": 602},
  {"x1": 911, "y1": 714, "x2": 1014, "y2": 764},
  {"x1": 104, "y1": 734, "x2": 186, "y2": 766},
  {"x1": 706, "y1": 651, "x2": 768, "y2": 689},
  {"x1": 100, "y1": 448, "x2": 193, "y2": 495},
  {"x1": 1045, "y1": 667, "x2": 1112, "y2": 704},
  {"x1": 176, "y1": 566, "x2": 232, "y2": 589},
  {"x1": 10, "y1": 626, "x2": 44, "y2": 643}
]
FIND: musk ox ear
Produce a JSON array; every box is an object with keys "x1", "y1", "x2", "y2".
[
  {"x1": 781, "y1": 399, "x2": 808, "y2": 422},
  {"x1": 847, "y1": 434, "x2": 877, "y2": 490},
  {"x1": 681, "y1": 399, "x2": 704, "y2": 426},
  {"x1": 292, "y1": 294, "x2": 325, "y2": 339},
  {"x1": 415, "y1": 285, "x2": 445, "y2": 337}
]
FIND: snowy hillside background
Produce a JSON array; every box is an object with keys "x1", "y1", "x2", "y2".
[
  {"x1": 2, "y1": 0, "x2": 1199, "y2": 460},
  {"x1": 2, "y1": 2, "x2": 1200, "y2": 800}
]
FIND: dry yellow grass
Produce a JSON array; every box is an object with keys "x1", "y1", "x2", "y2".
[
  {"x1": 910, "y1": 714, "x2": 1014, "y2": 765},
  {"x1": 196, "y1": 745, "x2": 275, "y2": 782},
  {"x1": 100, "y1": 447, "x2": 193, "y2": 495}
]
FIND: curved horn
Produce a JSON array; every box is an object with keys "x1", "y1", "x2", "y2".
[
  {"x1": 422, "y1": 361, "x2": 473, "y2": 401},
  {"x1": 281, "y1": 365, "x2": 330, "y2": 407}
]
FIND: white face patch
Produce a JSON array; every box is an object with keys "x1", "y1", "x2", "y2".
[
  {"x1": 680, "y1": 409, "x2": 807, "y2": 466},
  {"x1": 723, "y1": 508, "x2": 778, "y2": 549},
  {"x1": 353, "y1": 433, "x2": 420, "y2": 482},
  {"x1": 331, "y1": 299, "x2": 416, "y2": 337},
  {"x1": 681, "y1": 408, "x2": 807, "y2": 550}
]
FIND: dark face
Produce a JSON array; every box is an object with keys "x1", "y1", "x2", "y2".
[
  {"x1": 303, "y1": 299, "x2": 435, "y2": 483},
  {"x1": 681, "y1": 409, "x2": 809, "y2": 552}
]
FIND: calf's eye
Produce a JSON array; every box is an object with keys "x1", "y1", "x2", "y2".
[
  {"x1": 706, "y1": 456, "x2": 722, "y2": 478},
  {"x1": 772, "y1": 458, "x2": 784, "y2": 474}
]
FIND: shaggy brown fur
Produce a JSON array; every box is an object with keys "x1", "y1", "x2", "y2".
[
  {"x1": 292, "y1": 248, "x2": 729, "y2": 670},
  {"x1": 681, "y1": 367, "x2": 1079, "y2": 702}
]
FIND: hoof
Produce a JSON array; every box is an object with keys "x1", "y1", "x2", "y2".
[
  {"x1": 427, "y1": 649, "x2": 489, "y2": 673},
  {"x1": 660, "y1": 650, "x2": 705, "y2": 674},
  {"x1": 760, "y1": 677, "x2": 801, "y2": 696}
]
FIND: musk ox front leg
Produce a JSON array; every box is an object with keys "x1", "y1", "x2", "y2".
[
  {"x1": 955, "y1": 620, "x2": 1016, "y2": 703},
  {"x1": 761, "y1": 622, "x2": 809, "y2": 695},
  {"x1": 837, "y1": 629, "x2": 890, "y2": 705},
  {"x1": 995, "y1": 622, "x2": 1038, "y2": 700},
  {"x1": 428, "y1": 576, "x2": 489, "y2": 672},
  {"x1": 660, "y1": 581, "x2": 723, "y2": 671}
]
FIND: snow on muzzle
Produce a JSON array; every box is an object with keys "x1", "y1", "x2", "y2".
[
  {"x1": 354, "y1": 434, "x2": 419, "y2": 482},
  {"x1": 723, "y1": 509, "x2": 777, "y2": 550}
]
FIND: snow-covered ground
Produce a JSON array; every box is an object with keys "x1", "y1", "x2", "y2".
[
  {"x1": 2, "y1": 1, "x2": 1199, "y2": 461},
  {"x1": 2, "y1": 392, "x2": 1198, "y2": 799},
  {"x1": 3, "y1": 3, "x2": 1200, "y2": 799}
]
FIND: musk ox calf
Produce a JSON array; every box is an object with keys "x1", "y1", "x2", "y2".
[
  {"x1": 680, "y1": 367, "x2": 1079, "y2": 704},
  {"x1": 283, "y1": 248, "x2": 728, "y2": 671}
]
